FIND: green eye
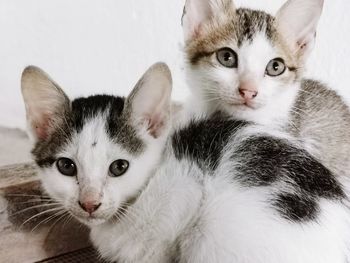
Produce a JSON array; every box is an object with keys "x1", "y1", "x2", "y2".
[
  {"x1": 216, "y1": 48, "x2": 238, "y2": 68},
  {"x1": 109, "y1": 160, "x2": 129, "y2": 177},
  {"x1": 266, "y1": 58, "x2": 286, "y2": 77},
  {"x1": 56, "y1": 158, "x2": 76, "y2": 176}
]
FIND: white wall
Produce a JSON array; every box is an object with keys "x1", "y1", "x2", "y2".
[{"x1": 0, "y1": 0, "x2": 349, "y2": 129}]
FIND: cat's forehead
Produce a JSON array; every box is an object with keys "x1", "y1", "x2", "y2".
[
  {"x1": 235, "y1": 8, "x2": 276, "y2": 46},
  {"x1": 71, "y1": 95, "x2": 124, "y2": 133},
  {"x1": 187, "y1": 8, "x2": 279, "y2": 64},
  {"x1": 32, "y1": 95, "x2": 145, "y2": 167},
  {"x1": 72, "y1": 95, "x2": 144, "y2": 154}
]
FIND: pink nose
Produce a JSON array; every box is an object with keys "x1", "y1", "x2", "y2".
[
  {"x1": 79, "y1": 201, "x2": 101, "y2": 214},
  {"x1": 239, "y1": 88, "x2": 258, "y2": 100}
]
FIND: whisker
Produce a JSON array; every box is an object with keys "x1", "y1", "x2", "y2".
[
  {"x1": 10, "y1": 203, "x2": 61, "y2": 217},
  {"x1": 62, "y1": 213, "x2": 74, "y2": 230},
  {"x1": 6, "y1": 193, "x2": 51, "y2": 199},
  {"x1": 31, "y1": 209, "x2": 66, "y2": 232},
  {"x1": 19, "y1": 207, "x2": 64, "y2": 229},
  {"x1": 45, "y1": 211, "x2": 69, "y2": 233},
  {"x1": 12, "y1": 199, "x2": 56, "y2": 205}
]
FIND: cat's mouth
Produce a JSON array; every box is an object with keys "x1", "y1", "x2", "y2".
[
  {"x1": 71, "y1": 196, "x2": 138, "y2": 226},
  {"x1": 83, "y1": 217, "x2": 107, "y2": 226},
  {"x1": 70, "y1": 212, "x2": 108, "y2": 226},
  {"x1": 226, "y1": 100, "x2": 257, "y2": 110}
]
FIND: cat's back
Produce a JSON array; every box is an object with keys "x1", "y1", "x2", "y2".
[
  {"x1": 291, "y1": 79, "x2": 350, "y2": 176},
  {"x1": 171, "y1": 113, "x2": 248, "y2": 171}
]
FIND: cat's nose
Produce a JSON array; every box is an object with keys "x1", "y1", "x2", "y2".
[
  {"x1": 79, "y1": 201, "x2": 102, "y2": 214},
  {"x1": 239, "y1": 88, "x2": 258, "y2": 100}
]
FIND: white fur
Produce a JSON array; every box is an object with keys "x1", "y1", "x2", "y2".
[
  {"x1": 186, "y1": 32, "x2": 300, "y2": 128},
  {"x1": 23, "y1": 62, "x2": 172, "y2": 227},
  {"x1": 90, "y1": 160, "x2": 203, "y2": 262},
  {"x1": 40, "y1": 113, "x2": 167, "y2": 227},
  {"x1": 184, "y1": 0, "x2": 324, "y2": 128},
  {"x1": 33, "y1": 94, "x2": 350, "y2": 263},
  {"x1": 89, "y1": 133, "x2": 350, "y2": 263},
  {"x1": 25, "y1": 64, "x2": 350, "y2": 262}
]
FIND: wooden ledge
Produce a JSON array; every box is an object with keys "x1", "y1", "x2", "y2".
[{"x1": 0, "y1": 163, "x2": 97, "y2": 262}]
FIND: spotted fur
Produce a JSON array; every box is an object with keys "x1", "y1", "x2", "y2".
[
  {"x1": 172, "y1": 113, "x2": 247, "y2": 170},
  {"x1": 32, "y1": 95, "x2": 144, "y2": 168},
  {"x1": 182, "y1": 0, "x2": 350, "y2": 181},
  {"x1": 22, "y1": 63, "x2": 350, "y2": 262}
]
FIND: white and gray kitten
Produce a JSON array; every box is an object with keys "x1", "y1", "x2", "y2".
[
  {"x1": 22, "y1": 63, "x2": 350, "y2": 262},
  {"x1": 182, "y1": 0, "x2": 350, "y2": 178}
]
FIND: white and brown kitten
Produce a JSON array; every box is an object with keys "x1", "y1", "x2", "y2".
[
  {"x1": 182, "y1": 0, "x2": 350, "y2": 178},
  {"x1": 22, "y1": 63, "x2": 350, "y2": 262}
]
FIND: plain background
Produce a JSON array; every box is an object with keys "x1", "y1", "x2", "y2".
[{"x1": 0, "y1": 0, "x2": 349, "y2": 129}]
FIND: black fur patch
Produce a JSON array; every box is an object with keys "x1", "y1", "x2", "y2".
[
  {"x1": 236, "y1": 9, "x2": 276, "y2": 47},
  {"x1": 72, "y1": 95, "x2": 124, "y2": 132},
  {"x1": 233, "y1": 136, "x2": 345, "y2": 221},
  {"x1": 172, "y1": 114, "x2": 247, "y2": 170},
  {"x1": 273, "y1": 193, "x2": 319, "y2": 222},
  {"x1": 190, "y1": 51, "x2": 215, "y2": 65},
  {"x1": 33, "y1": 95, "x2": 144, "y2": 168}
]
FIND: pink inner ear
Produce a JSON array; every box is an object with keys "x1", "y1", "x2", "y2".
[
  {"x1": 33, "y1": 115, "x2": 51, "y2": 140},
  {"x1": 146, "y1": 114, "x2": 165, "y2": 139},
  {"x1": 192, "y1": 23, "x2": 203, "y2": 39}
]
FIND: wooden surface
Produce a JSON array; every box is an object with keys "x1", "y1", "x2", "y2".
[{"x1": 0, "y1": 163, "x2": 94, "y2": 263}]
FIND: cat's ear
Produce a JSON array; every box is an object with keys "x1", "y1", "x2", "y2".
[
  {"x1": 21, "y1": 66, "x2": 70, "y2": 142},
  {"x1": 182, "y1": 0, "x2": 235, "y2": 42},
  {"x1": 125, "y1": 62, "x2": 172, "y2": 139},
  {"x1": 276, "y1": 0, "x2": 324, "y2": 60}
]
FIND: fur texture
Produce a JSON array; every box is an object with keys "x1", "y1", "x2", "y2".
[
  {"x1": 22, "y1": 64, "x2": 350, "y2": 262},
  {"x1": 91, "y1": 114, "x2": 350, "y2": 263},
  {"x1": 182, "y1": 0, "x2": 350, "y2": 178},
  {"x1": 21, "y1": 63, "x2": 172, "y2": 227}
]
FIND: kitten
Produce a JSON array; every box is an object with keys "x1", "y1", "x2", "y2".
[
  {"x1": 22, "y1": 63, "x2": 350, "y2": 262},
  {"x1": 182, "y1": 0, "x2": 350, "y2": 178}
]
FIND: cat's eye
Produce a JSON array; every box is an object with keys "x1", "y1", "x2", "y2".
[
  {"x1": 56, "y1": 158, "x2": 77, "y2": 176},
  {"x1": 266, "y1": 58, "x2": 286, "y2": 77},
  {"x1": 109, "y1": 160, "x2": 129, "y2": 177},
  {"x1": 216, "y1": 48, "x2": 238, "y2": 68}
]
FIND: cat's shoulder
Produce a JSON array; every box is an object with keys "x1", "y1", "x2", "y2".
[
  {"x1": 299, "y1": 78, "x2": 349, "y2": 111},
  {"x1": 170, "y1": 112, "x2": 248, "y2": 170},
  {"x1": 301, "y1": 79, "x2": 343, "y2": 102}
]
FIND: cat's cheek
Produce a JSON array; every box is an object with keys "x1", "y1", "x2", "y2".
[
  {"x1": 188, "y1": 62, "x2": 241, "y2": 101},
  {"x1": 262, "y1": 75, "x2": 298, "y2": 102},
  {"x1": 204, "y1": 67, "x2": 241, "y2": 104},
  {"x1": 103, "y1": 183, "x2": 123, "y2": 209},
  {"x1": 39, "y1": 168, "x2": 78, "y2": 204}
]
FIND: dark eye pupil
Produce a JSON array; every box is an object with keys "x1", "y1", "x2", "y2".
[
  {"x1": 64, "y1": 162, "x2": 72, "y2": 169},
  {"x1": 224, "y1": 52, "x2": 232, "y2": 61},
  {"x1": 273, "y1": 62, "x2": 279, "y2": 71},
  {"x1": 114, "y1": 161, "x2": 126, "y2": 171}
]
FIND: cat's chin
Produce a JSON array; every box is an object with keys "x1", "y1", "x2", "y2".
[
  {"x1": 75, "y1": 216, "x2": 108, "y2": 227},
  {"x1": 222, "y1": 101, "x2": 259, "y2": 114}
]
